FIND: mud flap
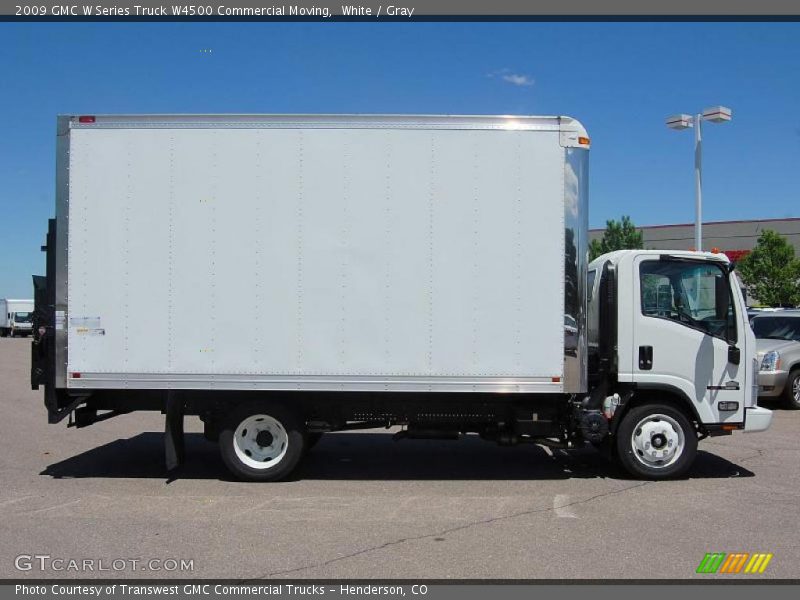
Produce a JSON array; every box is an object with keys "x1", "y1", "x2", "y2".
[
  {"x1": 31, "y1": 274, "x2": 49, "y2": 390},
  {"x1": 164, "y1": 392, "x2": 185, "y2": 471},
  {"x1": 33, "y1": 219, "x2": 77, "y2": 423},
  {"x1": 32, "y1": 219, "x2": 56, "y2": 396}
]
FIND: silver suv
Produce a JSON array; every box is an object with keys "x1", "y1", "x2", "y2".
[{"x1": 752, "y1": 310, "x2": 800, "y2": 409}]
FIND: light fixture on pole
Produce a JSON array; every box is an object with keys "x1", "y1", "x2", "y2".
[{"x1": 665, "y1": 106, "x2": 732, "y2": 251}]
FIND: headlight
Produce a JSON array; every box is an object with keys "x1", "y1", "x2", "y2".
[{"x1": 760, "y1": 350, "x2": 781, "y2": 372}]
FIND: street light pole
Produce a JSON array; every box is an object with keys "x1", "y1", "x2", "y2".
[
  {"x1": 694, "y1": 113, "x2": 702, "y2": 251},
  {"x1": 665, "y1": 106, "x2": 731, "y2": 252}
]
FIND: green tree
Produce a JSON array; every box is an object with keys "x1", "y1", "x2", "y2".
[
  {"x1": 589, "y1": 215, "x2": 644, "y2": 261},
  {"x1": 737, "y1": 230, "x2": 800, "y2": 307}
]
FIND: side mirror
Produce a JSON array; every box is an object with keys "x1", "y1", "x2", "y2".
[{"x1": 728, "y1": 345, "x2": 741, "y2": 365}]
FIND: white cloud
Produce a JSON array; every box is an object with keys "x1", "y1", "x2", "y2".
[
  {"x1": 488, "y1": 68, "x2": 535, "y2": 87},
  {"x1": 501, "y1": 73, "x2": 534, "y2": 87}
]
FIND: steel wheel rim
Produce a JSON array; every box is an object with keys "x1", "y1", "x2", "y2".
[
  {"x1": 233, "y1": 414, "x2": 289, "y2": 470},
  {"x1": 630, "y1": 413, "x2": 685, "y2": 469}
]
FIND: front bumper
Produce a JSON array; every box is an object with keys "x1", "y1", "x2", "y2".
[
  {"x1": 744, "y1": 406, "x2": 773, "y2": 433},
  {"x1": 758, "y1": 370, "x2": 788, "y2": 397}
]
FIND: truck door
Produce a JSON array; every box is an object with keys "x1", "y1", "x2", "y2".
[{"x1": 631, "y1": 256, "x2": 746, "y2": 425}]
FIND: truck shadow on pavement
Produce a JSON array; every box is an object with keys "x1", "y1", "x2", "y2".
[{"x1": 40, "y1": 432, "x2": 755, "y2": 482}]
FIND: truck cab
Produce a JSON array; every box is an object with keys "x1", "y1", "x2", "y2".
[
  {"x1": 12, "y1": 312, "x2": 33, "y2": 336},
  {"x1": 587, "y1": 250, "x2": 771, "y2": 477}
]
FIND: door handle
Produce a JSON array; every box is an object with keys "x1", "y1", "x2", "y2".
[{"x1": 638, "y1": 345, "x2": 653, "y2": 370}]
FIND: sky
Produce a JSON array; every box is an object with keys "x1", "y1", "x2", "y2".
[{"x1": 1, "y1": 22, "x2": 799, "y2": 297}]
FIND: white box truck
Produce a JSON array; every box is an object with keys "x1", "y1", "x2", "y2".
[
  {"x1": 31, "y1": 114, "x2": 772, "y2": 481},
  {"x1": 1, "y1": 299, "x2": 34, "y2": 337}
]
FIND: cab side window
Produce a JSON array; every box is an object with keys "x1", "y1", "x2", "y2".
[{"x1": 640, "y1": 260, "x2": 737, "y2": 343}]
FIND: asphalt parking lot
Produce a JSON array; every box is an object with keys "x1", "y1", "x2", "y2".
[{"x1": 1, "y1": 338, "x2": 798, "y2": 580}]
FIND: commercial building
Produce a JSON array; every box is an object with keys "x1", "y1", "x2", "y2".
[
  {"x1": 590, "y1": 217, "x2": 800, "y2": 262},
  {"x1": 589, "y1": 217, "x2": 800, "y2": 306}
]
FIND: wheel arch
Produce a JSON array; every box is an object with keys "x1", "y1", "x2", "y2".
[{"x1": 612, "y1": 385, "x2": 702, "y2": 434}]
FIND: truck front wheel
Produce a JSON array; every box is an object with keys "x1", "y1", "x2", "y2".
[
  {"x1": 219, "y1": 402, "x2": 306, "y2": 482},
  {"x1": 615, "y1": 403, "x2": 697, "y2": 480}
]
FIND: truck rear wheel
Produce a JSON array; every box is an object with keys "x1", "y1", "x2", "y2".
[
  {"x1": 615, "y1": 403, "x2": 697, "y2": 480},
  {"x1": 219, "y1": 402, "x2": 306, "y2": 482}
]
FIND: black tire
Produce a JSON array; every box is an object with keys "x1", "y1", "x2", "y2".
[
  {"x1": 615, "y1": 403, "x2": 698, "y2": 480},
  {"x1": 783, "y1": 369, "x2": 800, "y2": 410},
  {"x1": 218, "y1": 401, "x2": 306, "y2": 482}
]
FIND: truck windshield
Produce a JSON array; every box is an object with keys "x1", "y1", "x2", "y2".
[
  {"x1": 751, "y1": 316, "x2": 800, "y2": 342},
  {"x1": 640, "y1": 260, "x2": 736, "y2": 342},
  {"x1": 14, "y1": 312, "x2": 32, "y2": 323}
]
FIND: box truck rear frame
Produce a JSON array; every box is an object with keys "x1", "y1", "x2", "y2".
[{"x1": 31, "y1": 114, "x2": 771, "y2": 482}]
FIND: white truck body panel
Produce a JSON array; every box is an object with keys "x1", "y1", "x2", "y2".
[{"x1": 60, "y1": 115, "x2": 589, "y2": 393}]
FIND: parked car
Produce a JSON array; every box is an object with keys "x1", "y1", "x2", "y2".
[{"x1": 752, "y1": 310, "x2": 800, "y2": 409}]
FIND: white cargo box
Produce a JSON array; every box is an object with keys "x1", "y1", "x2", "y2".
[{"x1": 57, "y1": 114, "x2": 589, "y2": 394}]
